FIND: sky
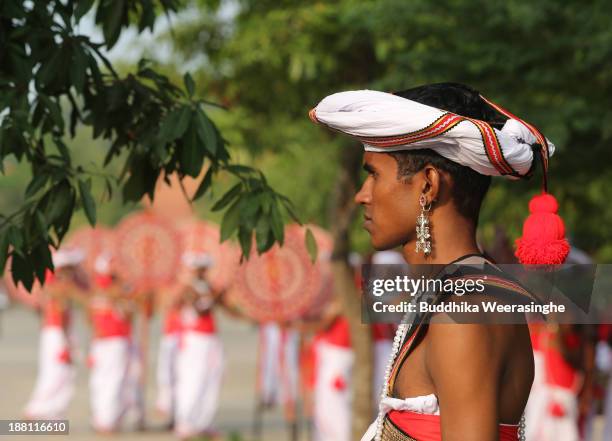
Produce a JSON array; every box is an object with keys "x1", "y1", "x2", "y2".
[{"x1": 75, "y1": 2, "x2": 239, "y2": 71}]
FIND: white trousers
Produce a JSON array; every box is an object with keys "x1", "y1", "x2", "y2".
[
  {"x1": 156, "y1": 333, "x2": 180, "y2": 416},
  {"x1": 257, "y1": 323, "x2": 300, "y2": 408},
  {"x1": 525, "y1": 349, "x2": 580, "y2": 441},
  {"x1": 174, "y1": 332, "x2": 224, "y2": 438},
  {"x1": 24, "y1": 327, "x2": 75, "y2": 419},
  {"x1": 89, "y1": 337, "x2": 140, "y2": 431},
  {"x1": 313, "y1": 342, "x2": 354, "y2": 441},
  {"x1": 258, "y1": 323, "x2": 281, "y2": 406},
  {"x1": 527, "y1": 386, "x2": 579, "y2": 441}
]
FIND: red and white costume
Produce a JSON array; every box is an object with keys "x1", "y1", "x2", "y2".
[
  {"x1": 174, "y1": 306, "x2": 224, "y2": 438},
  {"x1": 524, "y1": 326, "x2": 581, "y2": 441},
  {"x1": 156, "y1": 307, "x2": 182, "y2": 417},
  {"x1": 313, "y1": 316, "x2": 354, "y2": 441},
  {"x1": 24, "y1": 298, "x2": 75, "y2": 419},
  {"x1": 362, "y1": 324, "x2": 520, "y2": 441},
  {"x1": 88, "y1": 296, "x2": 141, "y2": 432}
]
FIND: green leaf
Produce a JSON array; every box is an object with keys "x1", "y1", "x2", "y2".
[
  {"x1": 255, "y1": 215, "x2": 271, "y2": 253},
  {"x1": 0, "y1": 231, "x2": 9, "y2": 274},
  {"x1": 138, "y1": 0, "x2": 155, "y2": 31},
  {"x1": 54, "y1": 139, "x2": 71, "y2": 163},
  {"x1": 305, "y1": 227, "x2": 318, "y2": 263},
  {"x1": 192, "y1": 166, "x2": 214, "y2": 201},
  {"x1": 8, "y1": 225, "x2": 23, "y2": 250},
  {"x1": 102, "y1": 0, "x2": 125, "y2": 49},
  {"x1": 241, "y1": 194, "x2": 261, "y2": 225},
  {"x1": 45, "y1": 181, "x2": 73, "y2": 224},
  {"x1": 195, "y1": 110, "x2": 218, "y2": 155},
  {"x1": 35, "y1": 211, "x2": 48, "y2": 241},
  {"x1": 38, "y1": 51, "x2": 63, "y2": 87},
  {"x1": 238, "y1": 226, "x2": 253, "y2": 258},
  {"x1": 11, "y1": 252, "x2": 34, "y2": 292},
  {"x1": 159, "y1": 106, "x2": 191, "y2": 142},
  {"x1": 260, "y1": 192, "x2": 273, "y2": 215},
  {"x1": 270, "y1": 203, "x2": 284, "y2": 245},
  {"x1": 104, "y1": 177, "x2": 113, "y2": 201},
  {"x1": 175, "y1": 107, "x2": 193, "y2": 139},
  {"x1": 70, "y1": 44, "x2": 88, "y2": 93},
  {"x1": 184, "y1": 72, "x2": 195, "y2": 97},
  {"x1": 78, "y1": 179, "x2": 97, "y2": 226},
  {"x1": 220, "y1": 198, "x2": 242, "y2": 241},
  {"x1": 39, "y1": 95, "x2": 64, "y2": 131},
  {"x1": 25, "y1": 174, "x2": 49, "y2": 198},
  {"x1": 52, "y1": 188, "x2": 76, "y2": 241},
  {"x1": 122, "y1": 158, "x2": 157, "y2": 202},
  {"x1": 211, "y1": 183, "x2": 241, "y2": 211},
  {"x1": 75, "y1": 0, "x2": 96, "y2": 21},
  {"x1": 180, "y1": 122, "x2": 203, "y2": 178},
  {"x1": 31, "y1": 242, "x2": 52, "y2": 284},
  {"x1": 281, "y1": 198, "x2": 301, "y2": 224}
]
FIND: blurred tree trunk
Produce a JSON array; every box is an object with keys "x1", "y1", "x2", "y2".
[{"x1": 328, "y1": 145, "x2": 373, "y2": 438}]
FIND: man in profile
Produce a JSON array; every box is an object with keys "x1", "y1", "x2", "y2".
[{"x1": 310, "y1": 83, "x2": 569, "y2": 440}]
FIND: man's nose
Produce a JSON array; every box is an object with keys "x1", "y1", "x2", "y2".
[{"x1": 354, "y1": 180, "x2": 371, "y2": 205}]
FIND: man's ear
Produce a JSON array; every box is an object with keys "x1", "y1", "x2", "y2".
[{"x1": 421, "y1": 164, "x2": 442, "y2": 203}]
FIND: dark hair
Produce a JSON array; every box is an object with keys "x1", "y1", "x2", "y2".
[{"x1": 389, "y1": 82, "x2": 507, "y2": 224}]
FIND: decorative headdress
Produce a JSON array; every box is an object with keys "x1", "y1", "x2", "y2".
[{"x1": 310, "y1": 86, "x2": 569, "y2": 264}]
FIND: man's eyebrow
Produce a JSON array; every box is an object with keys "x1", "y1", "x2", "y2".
[{"x1": 363, "y1": 163, "x2": 376, "y2": 174}]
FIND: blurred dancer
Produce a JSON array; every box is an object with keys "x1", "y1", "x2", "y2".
[
  {"x1": 24, "y1": 248, "x2": 84, "y2": 420},
  {"x1": 174, "y1": 252, "x2": 224, "y2": 439},
  {"x1": 525, "y1": 323, "x2": 583, "y2": 441},
  {"x1": 312, "y1": 314, "x2": 354, "y2": 441},
  {"x1": 88, "y1": 255, "x2": 142, "y2": 433}
]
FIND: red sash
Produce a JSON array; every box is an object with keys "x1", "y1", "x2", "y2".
[
  {"x1": 91, "y1": 308, "x2": 131, "y2": 339},
  {"x1": 163, "y1": 309, "x2": 182, "y2": 335},
  {"x1": 388, "y1": 411, "x2": 519, "y2": 440},
  {"x1": 182, "y1": 311, "x2": 216, "y2": 334}
]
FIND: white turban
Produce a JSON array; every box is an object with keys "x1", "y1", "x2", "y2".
[
  {"x1": 182, "y1": 251, "x2": 214, "y2": 269},
  {"x1": 309, "y1": 90, "x2": 555, "y2": 178},
  {"x1": 94, "y1": 253, "x2": 113, "y2": 275},
  {"x1": 52, "y1": 247, "x2": 85, "y2": 268}
]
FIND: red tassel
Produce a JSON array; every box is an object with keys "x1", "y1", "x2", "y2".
[{"x1": 515, "y1": 193, "x2": 570, "y2": 265}]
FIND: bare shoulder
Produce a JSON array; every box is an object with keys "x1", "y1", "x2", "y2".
[
  {"x1": 426, "y1": 323, "x2": 504, "y2": 369},
  {"x1": 428, "y1": 321, "x2": 533, "y2": 397}
]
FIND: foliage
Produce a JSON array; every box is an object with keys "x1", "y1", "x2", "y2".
[
  {"x1": 165, "y1": 0, "x2": 612, "y2": 260},
  {"x1": 0, "y1": 0, "x2": 295, "y2": 290}
]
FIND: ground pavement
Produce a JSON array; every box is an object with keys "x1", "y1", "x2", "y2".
[
  {"x1": 0, "y1": 305, "x2": 302, "y2": 441},
  {"x1": 0, "y1": 306, "x2": 605, "y2": 441}
]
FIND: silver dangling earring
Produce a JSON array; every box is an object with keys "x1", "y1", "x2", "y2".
[{"x1": 415, "y1": 193, "x2": 432, "y2": 255}]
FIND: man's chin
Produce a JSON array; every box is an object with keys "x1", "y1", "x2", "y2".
[{"x1": 369, "y1": 235, "x2": 404, "y2": 251}]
